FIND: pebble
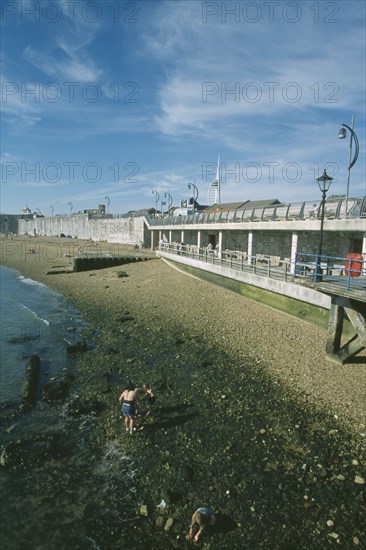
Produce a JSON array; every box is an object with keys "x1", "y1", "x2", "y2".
[
  {"x1": 326, "y1": 520, "x2": 334, "y2": 527},
  {"x1": 156, "y1": 516, "x2": 164, "y2": 528},
  {"x1": 6, "y1": 425, "x2": 16, "y2": 434},
  {"x1": 354, "y1": 476, "x2": 365, "y2": 485},
  {"x1": 164, "y1": 518, "x2": 173, "y2": 531},
  {"x1": 139, "y1": 504, "x2": 148, "y2": 516}
]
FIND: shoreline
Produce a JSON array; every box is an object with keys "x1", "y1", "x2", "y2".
[{"x1": 0, "y1": 236, "x2": 365, "y2": 549}]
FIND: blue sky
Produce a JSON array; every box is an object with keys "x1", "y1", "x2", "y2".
[{"x1": 1, "y1": 0, "x2": 365, "y2": 215}]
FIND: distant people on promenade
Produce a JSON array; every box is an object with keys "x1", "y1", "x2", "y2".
[
  {"x1": 119, "y1": 382, "x2": 145, "y2": 434},
  {"x1": 309, "y1": 204, "x2": 320, "y2": 219},
  {"x1": 186, "y1": 507, "x2": 216, "y2": 543}
]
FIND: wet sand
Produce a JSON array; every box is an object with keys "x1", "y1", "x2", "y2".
[{"x1": 0, "y1": 236, "x2": 365, "y2": 549}]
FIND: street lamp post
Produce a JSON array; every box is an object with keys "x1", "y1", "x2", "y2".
[
  {"x1": 68, "y1": 201, "x2": 73, "y2": 215},
  {"x1": 188, "y1": 181, "x2": 199, "y2": 214},
  {"x1": 152, "y1": 189, "x2": 159, "y2": 217},
  {"x1": 50, "y1": 204, "x2": 54, "y2": 217},
  {"x1": 338, "y1": 115, "x2": 359, "y2": 198},
  {"x1": 315, "y1": 169, "x2": 333, "y2": 282},
  {"x1": 164, "y1": 192, "x2": 173, "y2": 214},
  {"x1": 104, "y1": 195, "x2": 110, "y2": 215}
]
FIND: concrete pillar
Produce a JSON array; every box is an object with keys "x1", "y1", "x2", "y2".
[
  {"x1": 247, "y1": 231, "x2": 253, "y2": 264},
  {"x1": 197, "y1": 231, "x2": 201, "y2": 250},
  {"x1": 181, "y1": 230, "x2": 185, "y2": 243},
  {"x1": 218, "y1": 230, "x2": 223, "y2": 259},
  {"x1": 290, "y1": 232, "x2": 298, "y2": 275},
  {"x1": 169, "y1": 230, "x2": 172, "y2": 244},
  {"x1": 151, "y1": 230, "x2": 154, "y2": 251},
  {"x1": 362, "y1": 235, "x2": 366, "y2": 274}
]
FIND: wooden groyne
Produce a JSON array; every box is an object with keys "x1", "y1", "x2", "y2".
[
  {"x1": 73, "y1": 254, "x2": 151, "y2": 273},
  {"x1": 22, "y1": 354, "x2": 40, "y2": 409}
]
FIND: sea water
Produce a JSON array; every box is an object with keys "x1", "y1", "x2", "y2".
[
  {"x1": 0, "y1": 266, "x2": 138, "y2": 548},
  {"x1": 0, "y1": 266, "x2": 87, "y2": 403}
]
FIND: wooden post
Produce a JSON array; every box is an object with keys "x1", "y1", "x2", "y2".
[{"x1": 326, "y1": 296, "x2": 366, "y2": 364}]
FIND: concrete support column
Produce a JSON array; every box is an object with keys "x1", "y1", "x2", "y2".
[
  {"x1": 169, "y1": 230, "x2": 172, "y2": 244},
  {"x1": 151, "y1": 230, "x2": 154, "y2": 251},
  {"x1": 218, "y1": 230, "x2": 223, "y2": 259},
  {"x1": 197, "y1": 231, "x2": 201, "y2": 250},
  {"x1": 181, "y1": 230, "x2": 185, "y2": 244},
  {"x1": 290, "y1": 232, "x2": 298, "y2": 275},
  {"x1": 362, "y1": 235, "x2": 366, "y2": 274},
  {"x1": 247, "y1": 231, "x2": 253, "y2": 264}
]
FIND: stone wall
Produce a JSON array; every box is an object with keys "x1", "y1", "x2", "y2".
[{"x1": 18, "y1": 214, "x2": 150, "y2": 247}]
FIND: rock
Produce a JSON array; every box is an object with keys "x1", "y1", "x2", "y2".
[
  {"x1": 116, "y1": 271, "x2": 129, "y2": 278},
  {"x1": 22, "y1": 354, "x2": 40, "y2": 408},
  {"x1": 66, "y1": 340, "x2": 87, "y2": 354},
  {"x1": 116, "y1": 314, "x2": 134, "y2": 323},
  {"x1": 164, "y1": 518, "x2": 174, "y2": 531},
  {"x1": 7, "y1": 335, "x2": 40, "y2": 344}
]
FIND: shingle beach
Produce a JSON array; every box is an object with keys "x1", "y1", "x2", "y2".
[{"x1": 1, "y1": 236, "x2": 365, "y2": 549}]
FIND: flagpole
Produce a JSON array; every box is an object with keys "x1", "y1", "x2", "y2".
[{"x1": 217, "y1": 154, "x2": 220, "y2": 204}]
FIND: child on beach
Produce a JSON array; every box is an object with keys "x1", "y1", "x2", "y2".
[
  {"x1": 119, "y1": 382, "x2": 145, "y2": 434},
  {"x1": 143, "y1": 384, "x2": 156, "y2": 416},
  {"x1": 186, "y1": 507, "x2": 216, "y2": 543}
]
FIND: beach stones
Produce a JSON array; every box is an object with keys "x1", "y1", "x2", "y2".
[
  {"x1": 42, "y1": 379, "x2": 69, "y2": 403},
  {"x1": 67, "y1": 396, "x2": 105, "y2": 417},
  {"x1": 0, "y1": 432, "x2": 64, "y2": 468},
  {"x1": 66, "y1": 340, "x2": 87, "y2": 354}
]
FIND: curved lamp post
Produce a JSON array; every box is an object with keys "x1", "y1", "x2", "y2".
[
  {"x1": 188, "y1": 181, "x2": 199, "y2": 213},
  {"x1": 50, "y1": 204, "x2": 54, "y2": 217},
  {"x1": 338, "y1": 115, "x2": 359, "y2": 198},
  {"x1": 68, "y1": 201, "x2": 73, "y2": 215},
  {"x1": 164, "y1": 192, "x2": 173, "y2": 213},
  {"x1": 152, "y1": 189, "x2": 159, "y2": 217},
  {"x1": 315, "y1": 169, "x2": 333, "y2": 281},
  {"x1": 104, "y1": 195, "x2": 110, "y2": 214}
]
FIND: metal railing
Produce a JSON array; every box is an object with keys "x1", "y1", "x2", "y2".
[
  {"x1": 294, "y1": 253, "x2": 366, "y2": 293},
  {"x1": 158, "y1": 243, "x2": 366, "y2": 297},
  {"x1": 148, "y1": 196, "x2": 366, "y2": 226},
  {"x1": 159, "y1": 243, "x2": 292, "y2": 281}
]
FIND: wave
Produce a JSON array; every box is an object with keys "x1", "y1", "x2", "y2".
[
  {"x1": 20, "y1": 303, "x2": 50, "y2": 326},
  {"x1": 18, "y1": 275, "x2": 47, "y2": 289}
]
